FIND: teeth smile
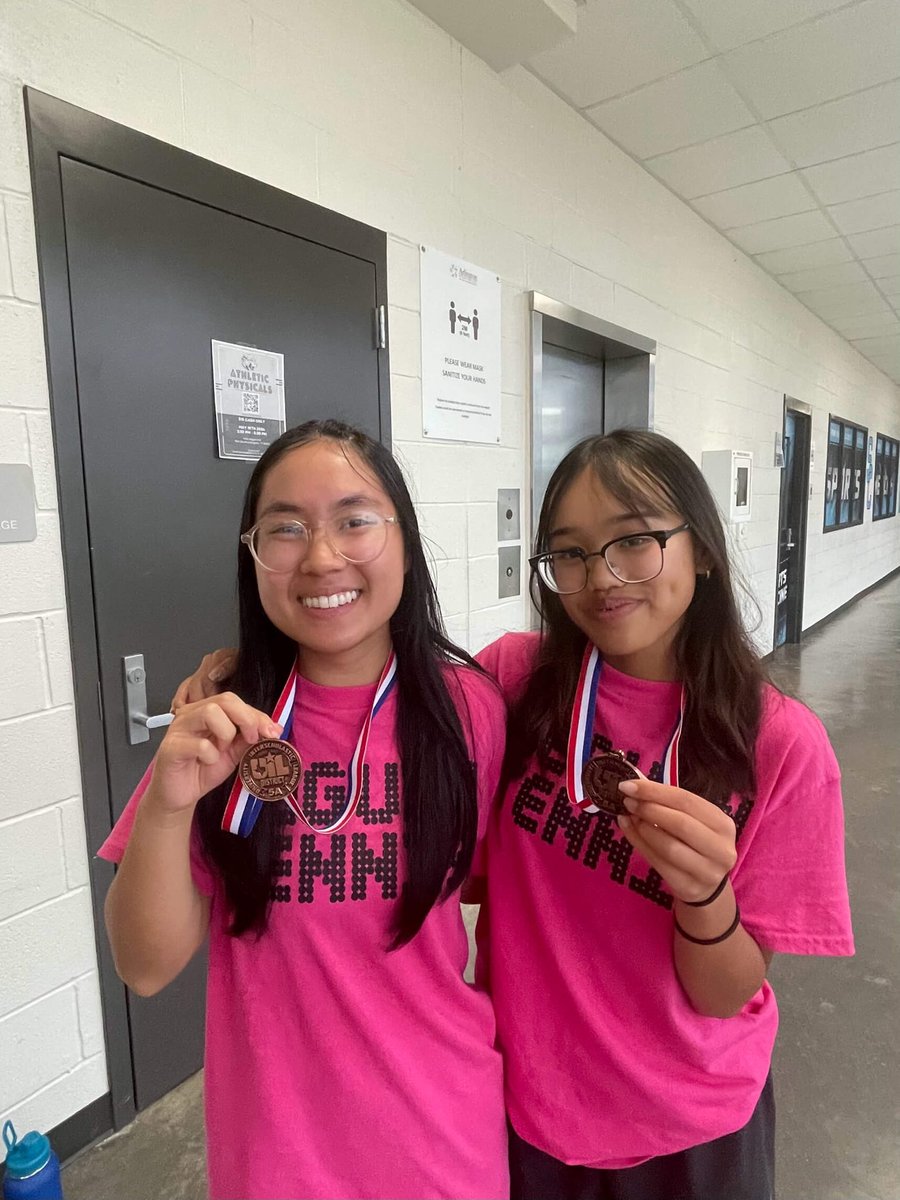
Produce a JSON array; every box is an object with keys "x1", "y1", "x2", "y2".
[{"x1": 301, "y1": 590, "x2": 361, "y2": 609}]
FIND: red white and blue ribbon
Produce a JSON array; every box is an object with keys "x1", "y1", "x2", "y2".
[
  {"x1": 222, "y1": 651, "x2": 398, "y2": 837},
  {"x1": 222, "y1": 663, "x2": 299, "y2": 837},
  {"x1": 566, "y1": 643, "x2": 684, "y2": 814},
  {"x1": 295, "y1": 649, "x2": 397, "y2": 835}
]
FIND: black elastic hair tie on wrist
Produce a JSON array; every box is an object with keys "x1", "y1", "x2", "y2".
[
  {"x1": 674, "y1": 905, "x2": 741, "y2": 946},
  {"x1": 684, "y1": 874, "x2": 729, "y2": 907}
]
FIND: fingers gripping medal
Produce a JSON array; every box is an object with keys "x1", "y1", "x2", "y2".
[
  {"x1": 238, "y1": 740, "x2": 302, "y2": 802},
  {"x1": 581, "y1": 751, "x2": 646, "y2": 817}
]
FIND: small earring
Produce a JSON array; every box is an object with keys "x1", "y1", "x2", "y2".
[{"x1": 705, "y1": 569, "x2": 711, "y2": 579}]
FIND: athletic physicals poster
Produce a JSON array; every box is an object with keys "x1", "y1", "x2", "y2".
[{"x1": 212, "y1": 339, "x2": 286, "y2": 461}]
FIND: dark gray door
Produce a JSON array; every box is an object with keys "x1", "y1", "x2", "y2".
[
  {"x1": 775, "y1": 408, "x2": 811, "y2": 648},
  {"x1": 61, "y1": 158, "x2": 384, "y2": 1110}
]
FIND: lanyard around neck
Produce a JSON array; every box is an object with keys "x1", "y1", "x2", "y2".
[
  {"x1": 222, "y1": 651, "x2": 398, "y2": 837},
  {"x1": 565, "y1": 643, "x2": 684, "y2": 814}
]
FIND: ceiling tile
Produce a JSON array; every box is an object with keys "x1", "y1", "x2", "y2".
[
  {"x1": 862, "y1": 253, "x2": 900, "y2": 278},
  {"x1": 584, "y1": 61, "x2": 755, "y2": 159},
  {"x1": 527, "y1": 0, "x2": 708, "y2": 109},
  {"x1": 830, "y1": 313, "x2": 900, "y2": 334},
  {"x1": 727, "y1": 209, "x2": 834, "y2": 254},
  {"x1": 721, "y1": 0, "x2": 900, "y2": 119},
  {"x1": 644, "y1": 126, "x2": 792, "y2": 198},
  {"x1": 847, "y1": 225, "x2": 900, "y2": 258},
  {"x1": 680, "y1": 0, "x2": 854, "y2": 53},
  {"x1": 827, "y1": 190, "x2": 900, "y2": 236},
  {"x1": 777, "y1": 261, "x2": 868, "y2": 292},
  {"x1": 754, "y1": 238, "x2": 854, "y2": 273},
  {"x1": 877, "y1": 275, "x2": 900, "y2": 297},
  {"x1": 798, "y1": 281, "x2": 891, "y2": 319},
  {"x1": 798, "y1": 280, "x2": 885, "y2": 308},
  {"x1": 766, "y1": 80, "x2": 900, "y2": 168},
  {"x1": 801, "y1": 142, "x2": 900, "y2": 206},
  {"x1": 828, "y1": 312, "x2": 900, "y2": 338},
  {"x1": 692, "y1": 172, "x2": 814, "y2": 228},
  {"x1": 849, "y1": 333, "x2": 900, "y2": 355}
]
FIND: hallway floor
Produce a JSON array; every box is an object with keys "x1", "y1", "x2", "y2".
[{"x1": 62, "y1": 575, "x2": 899, "y2": 1200}]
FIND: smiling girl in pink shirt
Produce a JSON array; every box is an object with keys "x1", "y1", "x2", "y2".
[{"x1": 100, "y1": 421, "x2": 508, "y2": 1200}]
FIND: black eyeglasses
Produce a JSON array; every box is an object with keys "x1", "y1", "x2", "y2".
[{"x1": 529, "y1": 523, "x2": 691, "y2": 594}]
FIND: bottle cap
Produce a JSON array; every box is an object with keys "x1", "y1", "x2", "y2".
[{"x1": 2, "y1": 1122, "x2": 51, "y2": 1179}]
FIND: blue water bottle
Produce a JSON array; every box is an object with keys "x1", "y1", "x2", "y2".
[{"x1": 2, "y1": 1122, "x2": 63, "y2": 1200}]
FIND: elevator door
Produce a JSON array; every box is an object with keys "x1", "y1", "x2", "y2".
[{"x1": 533, "y1": 343, "x2": 604, "y2": 528}]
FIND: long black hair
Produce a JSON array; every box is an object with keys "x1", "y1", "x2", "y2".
[
  {"x1": 195, "y1": 420, "x2": 483, "y2": 948},
  {"x1": 506, "y1": 429, "x2": 767, "y2": 809}
]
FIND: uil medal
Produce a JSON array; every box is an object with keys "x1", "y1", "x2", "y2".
[
  {"x1": 567, "y1": 645, "x2": 684, "y2": 817},
  {"x1": 238, "y1": 739, "x2": 302, "y2": 802},
  {"x1": 581, "y1": 751, "x2": 645, "y2": 817}
]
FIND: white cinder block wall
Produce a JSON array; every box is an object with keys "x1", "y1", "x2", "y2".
[{"x1": 1, "y1": 0, "x2": 899, "y2": 1144}]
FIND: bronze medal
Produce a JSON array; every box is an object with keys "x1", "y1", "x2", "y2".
[
  {"x1": 581, "y1": 751, "x2": 643, "y2": 817},
  {"x1": 238, "y1": 739, "x2": 302, "y2": 802}
]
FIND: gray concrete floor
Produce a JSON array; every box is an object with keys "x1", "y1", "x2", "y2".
[
  {"x1": 767, "y1": 575, "x2": 899, "y2": 1200},
  {"x1": 63, "y1": 577, "x2": 900, "y2": 1200}
]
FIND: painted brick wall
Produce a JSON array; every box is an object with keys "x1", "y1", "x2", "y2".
[{"x1": 1, "y1": 0, "x2": 898, "y2": 1142}]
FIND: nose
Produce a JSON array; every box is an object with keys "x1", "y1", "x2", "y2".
[
  {"x1": 586, "y1": 553, "x2": 624, "y2": 590},
  {"x1": 298, "y1": 526, "x2": 344, "y2": 574}
]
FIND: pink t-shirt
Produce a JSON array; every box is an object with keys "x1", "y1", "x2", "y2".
[
  {"x1": 99, "y1": 665, "x2": 509, "y2": 1200},
  {"x1": 475, "y1": 632, "x2": 854, "y2": 1168}
]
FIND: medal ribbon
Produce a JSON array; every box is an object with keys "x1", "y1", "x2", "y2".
[
  {"x1": 221, "y1": 651, "x2": 398, "y2": 837},
  {"x1": 566, "y1": 643, "x2": 685, "y2": 814},
  {"x1": 222, "y1": 663, "x2": 299, "y2": 837}
]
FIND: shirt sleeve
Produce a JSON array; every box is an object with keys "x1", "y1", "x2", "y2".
[
  {"x1": 474, "y1": 636, "x2": 503, "y2": 679},
  {"x1": 97, "y1": 760, "x2": 217, "y2": 898},
  {"x1": 732, "y1": 698, "x2": 854, "y2": 957}
]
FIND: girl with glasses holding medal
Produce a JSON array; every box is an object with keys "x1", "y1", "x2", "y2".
[
  {"x1": 99, "y1": 421, "x2": 508, "y2": 1200},
  {"x1": 474, "y1": 429, "x2": 853, "y2": 1200}
]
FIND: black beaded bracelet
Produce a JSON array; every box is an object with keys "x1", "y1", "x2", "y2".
[
  {"x1": 674, "y1": 904, "x2": 741, "y2": 946},
  {"x1": 683, "y1": 874, "x2": 729, "y2": 907}
]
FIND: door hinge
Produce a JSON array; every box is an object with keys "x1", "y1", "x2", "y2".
[{"x1": 374, "y1": 305, "x2": 387, "y2": 350}]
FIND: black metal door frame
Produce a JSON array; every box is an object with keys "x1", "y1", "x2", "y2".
[
  {"x1": 25, "y1": 88, "x2": 390, "y2": 1131},
  {"x1": 775, "y1": 396, "x2": 812, "y2": 646}
]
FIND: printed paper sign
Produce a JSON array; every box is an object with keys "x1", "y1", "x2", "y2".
[
  {"x1": 212, "y1": 340, "x2": 286, "y2": 461},
  {"x1": 420, "y1": 247, "x2": 501, "y2": 444}
]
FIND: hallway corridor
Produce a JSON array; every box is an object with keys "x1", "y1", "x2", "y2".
[
  {"x1": 768, "y1": 572, "x2": 899, "y2": 1200},
  {"x1": 63, "y1": 574, "x2": 899, "y2": 1200}
]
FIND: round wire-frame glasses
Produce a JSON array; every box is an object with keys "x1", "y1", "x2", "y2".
[
  {"x1": 529, "y1": 523, "x2": 691, "y2": 595},
  {"x1": 241, "y1": 513, "x2": 400, "y2": 573}
]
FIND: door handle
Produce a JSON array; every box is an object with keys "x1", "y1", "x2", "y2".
[
  {"x1": 136, "y1": 711, "x2": 175, "y2": 731},
  {"x1": 122, "y1": 653, "x2": 174, "y2": 745}
]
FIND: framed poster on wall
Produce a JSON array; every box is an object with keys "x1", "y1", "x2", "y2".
[{"x1": 420, "y1": 246, "x2": 501, "y2": 444}]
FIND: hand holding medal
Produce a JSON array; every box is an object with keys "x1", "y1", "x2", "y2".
[
  {"x1": 616, "y1": 778, "x2": 737, "y2": 905},
  {"x1": 148, "y1": 693, "x2": 284, "y2": 817}
]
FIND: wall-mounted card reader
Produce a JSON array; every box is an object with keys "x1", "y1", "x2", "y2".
[
  {"x1": 498, "y1": 545, "x2": 521, "y2": 598},
  {"x1": 497, "y1": 488, "x2": 520, "y2": 541}
]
